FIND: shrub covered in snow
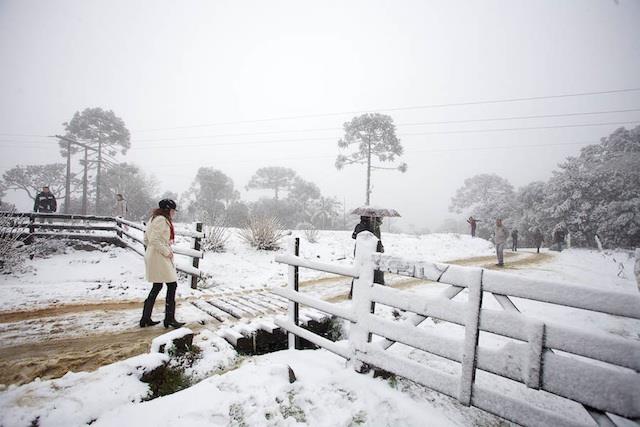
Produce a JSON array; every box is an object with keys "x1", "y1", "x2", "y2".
[
  {"x1": 297, "y1": 222, "x2": 319, "y2": 243},
  {"x1": 0, "y1": 210, "x2": 29, "y2": 272},
  {"x1": 238, "y1": 215, "x2": 286, "y2": 250},
  {"x1": 202, "y1": 216, "x2": 230, "y2": 253}
]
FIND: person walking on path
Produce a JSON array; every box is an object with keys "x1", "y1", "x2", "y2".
[
  {"x1": 113, "y1": 193, "x2": 128, "y2": 219},
  {"x1": 494, "y1": 218, "x2": 508, "y2": 267},
  {"x1": 467, "y1": 216, "x2": 481, "y2": 237},
  {"x1": 511, "y1": 229, "x2": 519, "y2": 252},
  {"x1": 140, "y1": 199, "x2": 185, "y2": 329},
  {"x1": 533, "y1": 228, "x2": 544, "y2": 253}
]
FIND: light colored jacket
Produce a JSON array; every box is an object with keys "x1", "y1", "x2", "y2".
[
  {"x1": 144, "y1": 216, "x2": 177, "y2": 283},
  {"x1": 494, "y1": 225, "x2": 508, "y2": 245},
  {"x1": 113, "y1": 199, "x2": 127, "y2": 218}
]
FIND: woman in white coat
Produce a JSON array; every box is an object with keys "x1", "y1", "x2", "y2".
[{"x1": 139, "y1": 199, "x2": 185, "y2": 328}]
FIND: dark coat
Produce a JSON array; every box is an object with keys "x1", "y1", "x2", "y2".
[
  {"x1": 533, "y1": 230, "x2": 544, "y2": 246},
  {"x1": 33, "y1": 191, "x2": 57, "y2": 213}
]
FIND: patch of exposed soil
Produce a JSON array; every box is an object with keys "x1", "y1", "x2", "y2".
[{"x1": 0, "y1": 325, "x2": 203, "y2": 387}]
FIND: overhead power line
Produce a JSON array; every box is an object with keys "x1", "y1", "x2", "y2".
[
  {"x1": 132, "y1": 87, "x2": 640, "y2": 132},
  {"x1": 128, "y1": 120, "x2": 640, "y2": 150},
  {"x1": 129, "y1": 107, "x2": 640, "y2": 143},
  {"x1": 153, "y1": 140, "x2": 597, "y2": 174}
]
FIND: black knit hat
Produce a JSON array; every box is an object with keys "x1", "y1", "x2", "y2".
[{"x1": 159, "y1": 199, "x2": 177, "y2": 210}]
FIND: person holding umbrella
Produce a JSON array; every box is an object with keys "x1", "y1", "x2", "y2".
[{"x1": 348, "y1": 206, "x2": 400, "y2": 298}]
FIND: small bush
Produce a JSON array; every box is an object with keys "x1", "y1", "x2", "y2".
[
  {"x1": 238, "y1": 215, "x2": 286, "y2": 250},
  {"x1": 203, "y1": 216, "x2": 230, "y2": 252},
  {"x1": 297, "y1": 222, "x2": 318, "y2": 243},
  {"x1": 0, "y1": 210, "x2": 29, "y2": 272}
]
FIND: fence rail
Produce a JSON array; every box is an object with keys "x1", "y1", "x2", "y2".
[
  {"x1": 274, "y1": 231, "x2": 640, "y2": 427},
  {"x1": 1, "y1": 211, "x2": 207, "y2": 287}
]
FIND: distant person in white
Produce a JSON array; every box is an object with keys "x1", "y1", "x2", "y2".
[
  {"x1": 113, "y1": 193, "x2": 127, "y2": 219},
  {"x1": 494, "y1": 218, "x2": 508, "y2": 267}
]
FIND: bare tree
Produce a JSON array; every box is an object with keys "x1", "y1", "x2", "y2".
[{"x1": 2, "y1": 164, "x2": 80, "y2": 204}]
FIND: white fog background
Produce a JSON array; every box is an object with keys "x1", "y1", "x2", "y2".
[{"x1": 1, "y1": 0, "x2": 639, "y2": 231}]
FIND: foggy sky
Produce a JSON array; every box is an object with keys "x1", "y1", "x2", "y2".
[{"x1": 1, "y1": 0, "x2": 639, "y2": 230}]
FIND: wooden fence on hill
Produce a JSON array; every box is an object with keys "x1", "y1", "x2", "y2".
[
  {"x1": 274, "y1": 232, "x2": 640, "y2": 427},
  {"x1": 1, "y1": 211, "x2": 207, "y2": 288}
]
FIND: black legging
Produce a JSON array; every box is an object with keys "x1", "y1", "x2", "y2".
[{"x1": 147, "y1": 282, "x2": 177, "y2": 304}]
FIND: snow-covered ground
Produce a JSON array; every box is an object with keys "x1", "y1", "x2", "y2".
[{"x1": 0, "y1": 228, "x2": 638, "y2": 426}]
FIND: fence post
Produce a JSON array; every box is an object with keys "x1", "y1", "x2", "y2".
[
  {"x1": 458, "y1": 268, "x2": 483, "y2": 406},
  {"x1": 287, "y1": 237, "x2": 300, "y2": 349},
  {"x1": 348, "y1": 231, "x2": 378, "y2": 371},
  {"x1": 115, "y1": 218, "x2": 122, "y2": 239},
  {"x1": 190, "y1": 222, "x2": 203, "y2": 289}
]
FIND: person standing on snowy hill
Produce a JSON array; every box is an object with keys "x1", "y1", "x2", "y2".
[
  {"x1": 467, "y1": 216, "x2": 481, "y2": 237},
  {"x1": 494, "y1": 219, "x2": 508, "y2": 267},
  {"x1": 140, "y1": 199, "x2": 185, "y2": 329},
  {"x1": 511, "y1": 229, "x2": 519, "y2": 252}
]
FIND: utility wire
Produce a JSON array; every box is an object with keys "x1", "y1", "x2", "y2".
[
  {"x1": 131, "y1": 107, "x2": 640, "y2": 142},
  {"x1": 128, "y1": 120, "x2": 640, "y2": 150},
  {"x1": 150, "y1": 140, "x2": 597, "y2": 170},
  {"x1": 132, "y1": 87, "x2": 640, "y2": 132}
]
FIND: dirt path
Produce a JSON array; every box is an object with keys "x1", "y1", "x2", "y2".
[
  {"x1": 0, "y1": 324, "x2": 205, "y2": 387},
  {"x1": 323, "y1": 250, "x2": 552, "y2": 303}
]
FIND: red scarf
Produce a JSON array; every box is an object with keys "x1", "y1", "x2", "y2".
[{"x1": 169, "y1": 220, "x2": 175, "y2": 243}]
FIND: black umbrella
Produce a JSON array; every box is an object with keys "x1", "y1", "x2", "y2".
[{"x1": 350, "y1": 205, "x2": 401, "y2": 218}]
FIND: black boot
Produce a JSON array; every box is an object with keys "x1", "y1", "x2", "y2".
[
  {"x1": 140, "y1": 283, "x2": 162, "y2": 328},
  {"x1": 164, "y1": 282, "x2": 184, "y2": 328}
]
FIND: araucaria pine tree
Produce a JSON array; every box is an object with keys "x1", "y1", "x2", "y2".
[{"x1": 335, "y1": 113, "x2": 407, "y2": 205}]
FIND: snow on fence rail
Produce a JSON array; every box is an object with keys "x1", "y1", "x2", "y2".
[
  {"x1": 0, "y1": 211, "x2": 207, "y2": 288},
  {"x1": 274, "y1": 231, "x2": 640, "y2": 427}
]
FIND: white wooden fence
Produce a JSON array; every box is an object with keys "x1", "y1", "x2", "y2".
[
  {"x1": 273, "y1": 231, "x2": 640, "y2": 427},
  {"x1": 1, "y1": 211, "x2": 208, "y2": 287}
]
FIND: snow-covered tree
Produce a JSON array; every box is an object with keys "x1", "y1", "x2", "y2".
[
  {"x1": 2, "y1": 163, "x2": 80, "y2": 205},
  {"x1": 184, "y1": 167, "x2": 239, "y2": 224},
  {"x1": 287, "y1": 177, "x2": 321, "y2": 221},
  {"x1": 449, "y1": 174, "x2": 515, "y2": 238},
  {"x1": 61, "y1": 107, "x2": 131, "y2": 214},
  {"x1": 246, "y1": 167, "x2": 297, "y2": 201},
  {"x1": 310, "y1": 196, "x2": 342, "y2": 229},
  {"x1": 335, "y1": 113, "x2": 407, "y2": 205},
  {"x1": 99, "y1": 163, "x2": 158, "y2": 221},
  {"x1": 544, "y1": 126, "x2": 640, "y2": 248}
]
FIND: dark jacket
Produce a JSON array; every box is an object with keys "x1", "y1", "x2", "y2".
[
  {"x1": 533, "y1": 230, "x2": 544, "y2": 245},
  {"x1": 352, "y1": 217, "x2": 385, "y2": 284},
  {"x1": 34, "y1": 191, "x2": 57, "y2": 213},
  {"x1": 511, "y1": 230, "x2": 518, "y2": 239}
]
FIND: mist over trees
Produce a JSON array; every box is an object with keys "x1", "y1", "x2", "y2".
[
  {"x1": 246, "y1": 166, "x2": 297, "y2": 202},
  {"x1": 60, "y1": 107, "x2": 131, "y2": 214},
  {"x1": 449, "y1": 126, "x2": 640, "y2": 248},
  {"x1": 335, "y1": 113, "x2": 407, "y2": 205}
]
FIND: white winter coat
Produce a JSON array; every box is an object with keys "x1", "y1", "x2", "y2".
[{"x1": 144, "y1": 216, "x2": 177, "y2": 283}]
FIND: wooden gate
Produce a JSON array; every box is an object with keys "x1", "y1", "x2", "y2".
[{"x1": 273, "y1": 231, "x2": 640, "y2": 427}]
